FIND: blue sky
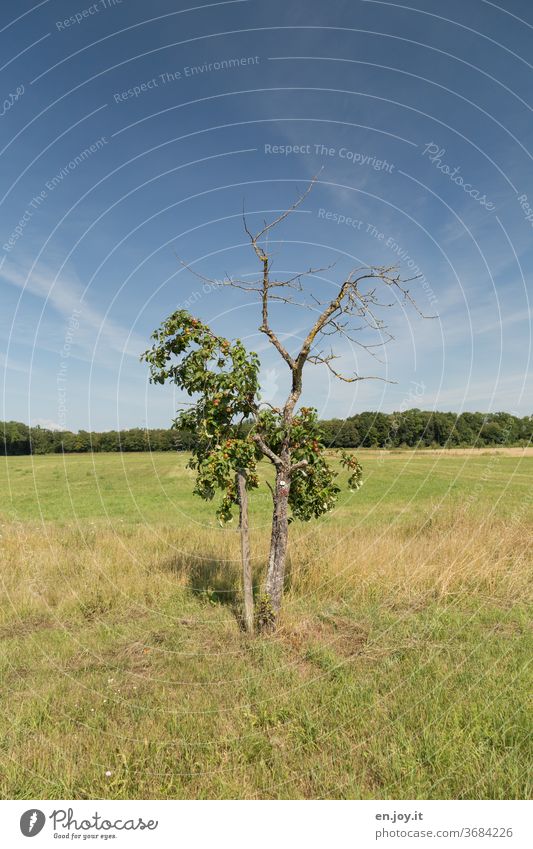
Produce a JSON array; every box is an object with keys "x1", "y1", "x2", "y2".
[{"x1": 1, "y1": 0, "x2": 531, "y2": 431}]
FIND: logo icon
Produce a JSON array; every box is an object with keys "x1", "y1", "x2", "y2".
[{"x1": 20, "y1": 810, "x2": 46, "y2": 837}]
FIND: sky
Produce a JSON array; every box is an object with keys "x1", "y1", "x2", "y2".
[{"x1": 0, "y1": 0, "x2": 531, "y2": 431}]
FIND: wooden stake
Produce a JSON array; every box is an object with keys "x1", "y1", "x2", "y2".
[{"x1": 237, "y1": 469, "x2": 254, "y2": 635}]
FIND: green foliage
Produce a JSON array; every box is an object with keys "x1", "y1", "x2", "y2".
[
  {"x1": 142, "y1": 310, "x2": 261, "y2": 523},
  {"x1": 286, "y1": 408, "x2": 342, "y2": 521},
  {"x1": 255, "y1": 407, "x2": 361, "y2": 521},
  {"x1": 141, "y1": 312, "x2": 362, "y2": 525},
  {"x1": 340, "y1": 451, "x2": 363, "y2": 492},
  {"x1": 194, "y1": 439, "x2": 259, "y2": 524},
  {"x1": 141, "y1": 310, "x2": 259, "y2": 417},
  {"x1": 289, "y1": 456, "x2": 340, "y2": 522},
  {"x1": 2, "y1": 411, "x2": 530, "y2": 457}
]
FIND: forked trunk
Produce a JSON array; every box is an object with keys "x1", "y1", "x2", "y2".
[
  {"x1": 264, "y1": 467, "x2": 290, "y2": 624},
  {"x1": 237, "y1": 469, "x2": 254, "y2": 635}
]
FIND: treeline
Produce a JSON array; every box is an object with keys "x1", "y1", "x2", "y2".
[
  {"x1": 319, "y1": 410, "x2": 532, "y2": 448},
  {"x1": 2, "y1": 410, "x2": 531, "y2": 455}
]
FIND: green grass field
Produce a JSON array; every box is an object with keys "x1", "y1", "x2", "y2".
[{"x1": 0, "y1": 449, "x2": 531, "y2": 799}]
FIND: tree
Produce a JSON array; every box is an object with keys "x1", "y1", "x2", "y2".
[
  {"x1": 142, "y1": 314, "x2": 262, "y2": 632},
  {"x1": 2, "y1": 421, "x2": 30, "y2": 455},
  {"x1": 142, "y1": 179, "x2": 426, "y2": 631}
]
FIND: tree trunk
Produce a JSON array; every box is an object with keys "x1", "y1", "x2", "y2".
[
  {"x1": 264, "y1": 467, "x2": 290, "y2": 624},
  {"x1": 237, "y1": 469, "x2": 254, "y2": 635}
]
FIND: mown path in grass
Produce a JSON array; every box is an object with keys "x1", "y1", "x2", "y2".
[{"x1": 1, "y1": 449, "x2": 531, "y2": 525}]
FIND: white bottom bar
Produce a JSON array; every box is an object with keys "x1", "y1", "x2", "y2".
[{"x1": 2, "y1": 799, "x2": 531, "y2": 848}]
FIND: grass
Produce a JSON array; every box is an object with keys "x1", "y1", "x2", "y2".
[{"x1": 0, "y1": 449, "x2": 531, "y2": 799}]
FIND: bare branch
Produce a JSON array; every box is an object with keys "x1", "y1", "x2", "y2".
[
  {"x1": 172, "y1": 250, "x2": 239, "y2": 296},
  {"x1": 252, "y1": 433, "x2": 283, "y2": 467},
  {"x1": 172, "y1": 250, "x2": 221, "y2": 288},
  {"x1": 222, "y1": 281, "x2": 262, "y2": 293},
  {"x1": 290, "y1": 459, "x2": 309, "y2": 472},
  {"x1": 242, "y1": 201, "x2": 266, "y2": 263},
  {"x1": 264, "y1": 478, "x2": 276, "y2": 503},
  {"x1": 241, "y1": 177, "x2": 329, "y2": 372},
  {"x1": 240, "y1": 176, "x2": 431, "y2": 425},
  {"x1": 259, "y1": 248, "x2": 295, "y2": 370},
  {"x1": 308, "y1": 355, "x2": 395, "y2": 384},
  {"x1": 251, "y1": 171, "x2": 322, "y2": 247},
  {"x1": 268, "y1": 261, "x2": 337, "y2": 290},
  {"x1": 260, "y1": 315, "x2": 295, "y2": 369}
]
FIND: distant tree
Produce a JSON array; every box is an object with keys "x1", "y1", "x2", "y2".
[
  {"x1": 518, "y1": 415, "x2": 533, "y2": 444},
  {"x1": 29, "y1": 425, "x2": 55, "y2": 454},
  {"x1": 74, "y1": 430, "x2": 92, "y2": 452},
  {"x1": 0, "y1": 410, "x2": 529, "y2": 457},
  {"x1": 354, "y1": 411, "x2": 381, "y2": 447},
  {"x1": 58, "y1": 430, "x2": 77, "y2": 453},
  {"x1": 2, "y1": 421, "x2": 30, "y2": 455},
  {"x1": 432, "y1": 411, "x2": 455, "y2": 446},
  {"x1": 141, "y1": 180, "x2": 428, "y2": 631},
  {"x1": 120, "y1": 428, "x2": 147, "y2": 452},
  {"x1": 480, "y1": 419, "x2": 507, "y2": 445}
]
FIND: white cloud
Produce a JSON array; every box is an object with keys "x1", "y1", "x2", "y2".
[
  {"x1": 32, "y1": 418, "x2": 62, "y2": 431},
  {"x1": 0, "y1": 259, "x2": 146, "y2": 360}
]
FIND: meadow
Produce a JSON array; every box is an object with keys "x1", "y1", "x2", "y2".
[{"x1": 0, "y1": 449, "x2": 531, "y2": 799}]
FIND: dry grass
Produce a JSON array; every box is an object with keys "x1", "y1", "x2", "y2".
[
  {"x1": 334, "y1": 446, "x2": 533, "y2": 458},
  {"x1": 1, "y1": 508, "x2": 530, "y2": 633},
  {"x1": 0, "y1": 452, "x2": 531, "y2": 799}
]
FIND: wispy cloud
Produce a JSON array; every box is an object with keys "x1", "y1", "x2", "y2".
[
  {"x1": 0, "y1": 258, "x2": 146, "y2": 360},
  {"x1": 417, "y1": 373, "x2": 531, "y2": 411},
  {"x1": 0, "y1": 352, "x2": 29, "y2": 375}
]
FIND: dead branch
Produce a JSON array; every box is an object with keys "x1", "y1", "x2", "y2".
[
  {"x1": 252, "y1": 433, "x2": 283, "y2": 467},
  {"x1": 170, "y1": 177, "x2": 432, "y2": 428},
  {"x1": 242, "y1": 172, "x2": 321, "y2": 261}
]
